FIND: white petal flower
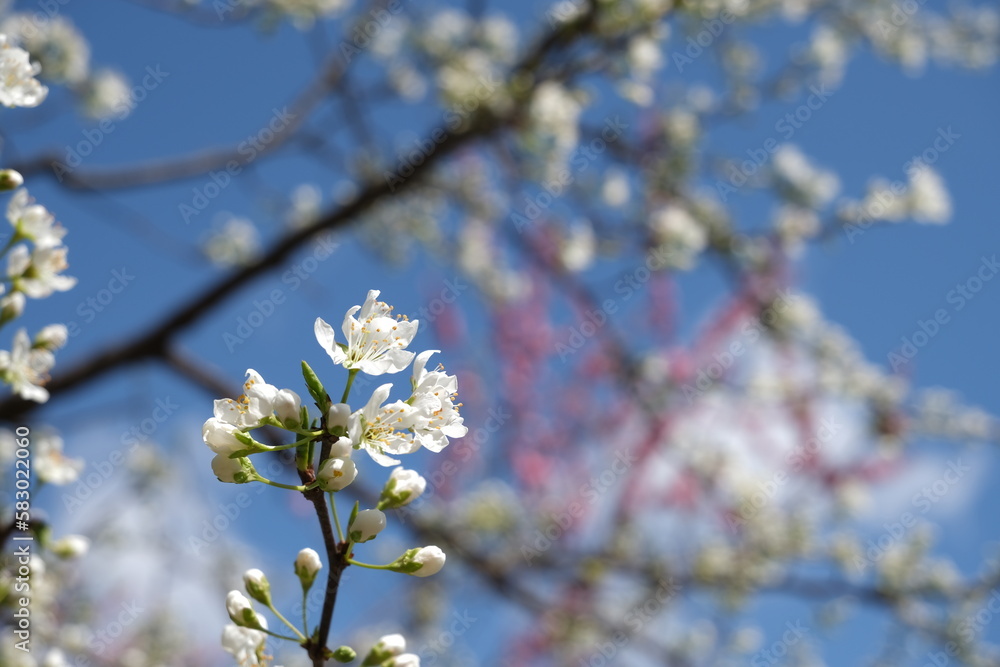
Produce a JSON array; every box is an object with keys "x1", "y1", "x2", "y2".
[
  {"x1": 315, "y1": 290, "x2": 419, "y2": 375},
  {"x1": 0, "y1": 35, "x2": 47, "y2": 107},
  {"x1": 226, "y1": 590, "x2": 266, "y2": 629},
  {"x1": 51, "y1": 534, "x2": 89, "y2": 559},
  {"x1": 202, "y1": 418, "x2": 244, "y2": 456},
  {"x1": 908, "y1": 166, "x2": 951, "y2": 223},
  {"x1": 213, "y1": 369, "x2": 280, "y2": 428},
  {"x1": 409, "y1": 350, "x2": 468, "y2": 452},
  {"x1": 375, "y1": 634, "x2": 407, "y2": 655},
  {"x1": 317, "y1": 456, "x2": 357, "y2": 491},
  {"x1": 222, "y1": 624, "x2": 267, "y2": 666},
  {"x1": 7, "y1": 189, "x2": 65, "y2": 248},
  {"x1": 80, "y1": 68, "x2": 131, "y2": 119},
  {"x1": 348, "y1": 384, "x2": 421, "y2": 466},
  {"x1": 211, "y1": 453, "x2": 252, "y2": 483},
  {"x1": 0, "y1": 328, "x2": 57, "y2": 403},
  {"x1": 0, "y1": 14, "x2": 90, "y2": 84},
  {"x1": 33, "y1": 429, "x2": 83, "y2": 485},
  {"x1": 34, "y1": 324, "x2": 67, "y2": 351},
  {"x1": 7, "y1": 244, "x2": 77, "y2": 298},
  {"x1": 272, "y1": 387, "x2": 302, "y2": 426},
  {"x1": 391, "y1": 654, "x2": 421, "y2": 667}
]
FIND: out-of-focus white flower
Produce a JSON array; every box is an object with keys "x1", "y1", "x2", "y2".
[
  {"x1": 559, "y1": 222, "x2": 596, "y2": 272},
  {"x1": 51, "y1": 535, "x2": 90, "y2": 559},
  {"x1": 6, "y1": 244, "x2": 77, "y2": 298},
  {"x1": 0, "y1": 292, "x2": 25, "y2": 323},
  {"x1": 773, "y1": 205, "x2": 820, "y2": 254},
  {"x1": 0, "y1": 15, "x2": 90, "y2": 84},
  {"x1": 0, "y1": 35, "x2": 47, "y2": 107},
  {"x1": 0, "y1": 329, "x2": 58, "y2": 403},
  {"x1": 907, "y1": 166, "x2": 951, "y2": 223},
  {"x1": 80, "y1": 68, "x2": 131, "y2": 119},
  {"x1": 772, "y1": 145, "x2": 840, "y2": 209},
  {"x1": 348, "y1": 508, "x2": 386, "y2": 542},
  {"x1": 602, "y1": 168, "x2": 630, "y2": 207},
  {"x1": 317, "y1": 456, "x2": 357, "y2": 491},
  {"x1": 391, "y1": 655, "x2": 421, "y2": 667},
  {"x1": 41, "y1": 649, "x2": 69, "y2": 667},
  {"x1": 33, "y1": 323, "x2": 67, "y2": 351},
  {"x1": 287, "y1": 183, "x2": 322, "y2": 228},
  {"x1": 222, "y1": 623, "x2": 267, "y2": 666},
  {"x1": 0, "y1": 169, "x2": 23, "y2": 191},
  {"x1": 649, "y1": 203, "x2": 708, "y2": 270},
  {"x1": 809, "y1": 25, "x2": 848, "y2": 86},
  {"x1": 266, "y1": 0, "x2": 349, "y2": 29},
  {"x1": 203, "y1": 215, "x2": 261, "y2": 268},
  {"x1": 315, "y1": 290, "x2": 419, "y2": 376},
  {"x1": 34, "y1": 429, "x2": 83, "y2": 484},
  {"x1": 628, "y1": 34, "x2": 664, "y2": 80}
]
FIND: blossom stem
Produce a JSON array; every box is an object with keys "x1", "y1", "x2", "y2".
[
  {"x1": 329, "y1": 492, "x2": 344, "y2": 543},
  {"x1": 252, "y1": 474, "x2": 319, "y2": 492},
  {"x1": 267, "y1": 602, "x2": 306, "y2": 641},
  {"x1": 340, "y1": 368, "x2": 358, "y2": 404},
  {"x1": 345, "y1": 558, "x2": 395, "y2": 571}
]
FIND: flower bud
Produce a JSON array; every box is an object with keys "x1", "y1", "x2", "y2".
[
  {"x1": 226, "y1": 591, "x2": 266, "y2": 630},
  {"x1": 243, "y1": 568, "x2": 271, "y2": 605},
  {"x1": 0, "y1": 170, "x2": 23, "y2": 192},
  {"x1": 295, "y1": 547, "x2": 322, "y2": 590},
  {"x1": 392, "y1": 654, "x2": 421, "y2": 667},
  {"x1": 317, "y1": 456, "x2": 357, "y2": 492},
  {"x1": 211, "y1": 454, "x2": 256, "y2": 484},
  {"x1": 348, "y1": 509, "x2": 386, "y2": 543},
  {"x1": 388, "y1": 546, "x2": 446, "y2": 577},
  {"x1": 0, "y1": 292, "x2": 25, "y2": 325},
  {"x1": 362, "y1": 633, "x2": 406, "y2": 666},
  {"x1": 378, "y1": 468, "x2": 427, "y2": 510},
  {"x1": 329, "y1": 435, "x2": 353, "y2": 459},
  {"x1": 203, "y1": 419, "x2": 244, "y2": 456},
  {"x1": 327, "y1": 403, "x2": 351, "y2": 433},
  {"x1": 51, "y1": 535, "x2": 89, "y2": 559},
  {"x1": 332, "y1": 646, "x2": 357, "y2": 663},
  {"x1": 273, "y1": 388, "x2": 302, "y2": 427}
]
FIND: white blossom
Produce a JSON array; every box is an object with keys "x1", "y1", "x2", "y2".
[
  {"x1": 907, "y1": 166, "x2": 951, "y2": 223},
  {"x1": 222, "y1": 624, "x2": 267, "y2": 666},
  {"x1": 315, "y1": 290, "x2": 419, "y2": 375},
  {"x1": 772, "y1": 144, "x2": 840, "y2": 209},
  {"x1": 0, "y1": 15, "x2": 90, "y2": 84},
  {"x1": 203, "y1": 216, "x2": 261, "y2": 268},
  {"x1": 348, "y1": 384, "x2": 421, "y2": 466},
  {"x1": 317, "y1": 456, "x2": 357, "y2": 491},
  {"x1": 408, "y1": 350, "x2": 468, "y2": 452},
  {"x1": 80, "y1": 69, "x2": 131, "y2": 119},
  {"x1": 0, "y1": 328, "x2": 57, "y2": 403},
  {"x1": 649, "y1": 204, "x2": 708, "y2": 270},
  {"x1": 33, "y1": 429, "x2": 83, "y2": 485},
  {"x1": 6, "y1": 244, "x2": 77, "y2": 298},
  {"x1": 409, "y1": 545, "x2": 446, "y2": 577},
  {"x1": 0, "y1": 35, "x2": 47, "y2": 107},
  {"x1": 51, "y1": 535, "x2": 89, "y2": 559},
  {"x1": 295, "y1": 547, "x2": 323, "y2": 585}
]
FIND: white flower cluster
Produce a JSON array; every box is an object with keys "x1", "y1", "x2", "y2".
[
  {"x1": 0, "y1": 34, "x2": 46, "y2": 107},
  {"x1": 0, "y1": 16, "x2": 132, "y2": 119},
  {"x1": 771, "y1": 144, "x2": 840, "y2": 209},
  {"x1": 207, "y1": 291, "x2": 461, "y2": 665}
]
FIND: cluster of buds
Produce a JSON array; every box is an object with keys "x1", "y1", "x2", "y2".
[{"x1": 207, "y1": 291, "x2": 464, "y2": 665}]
